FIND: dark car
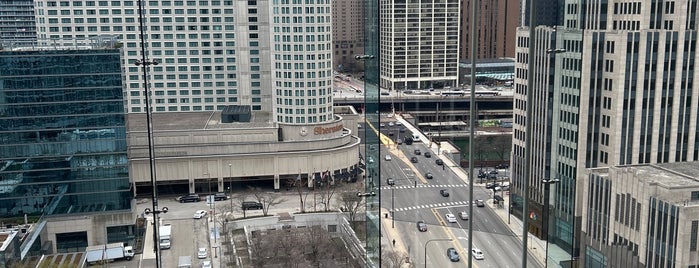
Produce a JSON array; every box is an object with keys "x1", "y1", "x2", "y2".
[
  {"x1": 416, "y1": 221, "x2": 428, "y2": 232},
  {"x1": 435, "y1": 159, "x2": 444, "y2": 165},
  {"x1": 424, "y1": 152, "x2": 432, "y2": 158},
  {"x1": 399, "y1": 128, "x2": 406, "y2": 133},
  {"x1": 411, "y1": 157, "x2": 418, "y2": 163},
  {"x1": 214, "y1": 193, "x2": 229, "y2": 201},
  {"x1": 440, "y1": 189, "x2": 449, "y2": 197},
  {"x1": 242, "y1": 201, "x2": 264, "y2": 210},
  {"x1": 489, "y1": 170, "x2": 498, "y2": 175},
  {"x1": 414, "y1": 149, "x2": 421, "y2": 155},
  {"x1": 476, "y1": 200, "x2": 485, "y2": 207},
  {"x1": 178, "y1": 194, "x2": 201, "y2": 203},
  {"x1": 495, "y1": 163, "x2": 510, "y2": 169},
  {"x1": 487, "y1": 173, "x2": 498, "y2": 180},
  {"x1": 386, "y1": 178, "x2": 395, "y2": 186},
  {"x1": 388, "y1": 131, "x2": 394, "y2": 136},
  {"x1": 425, "y1": 172, "x2": 433, "y2": 179},
  {"x1": 447, "y1": 248, "x2": 460, "y2": 262},
  {"x1": 404, "y1": 137, "x2": 414, "y2": 145}
]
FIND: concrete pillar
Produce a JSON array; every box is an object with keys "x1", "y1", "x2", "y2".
[
  {"x1": 274, "y1": 174, "x2": 280, "y2": 192},
  {"x1": 189, "y1": 178, "x2": 195, "y2": 194},
  {"x1": 217, "y1": 177, "x2": 223, "y2": 193},
  {"x1": 308, "y1": 172, "x2": 314, "y2": 188}
]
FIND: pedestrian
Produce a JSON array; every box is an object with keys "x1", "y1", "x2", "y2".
[{"x1": 392, "y1": 239, "x2": 396, "y2": 247}]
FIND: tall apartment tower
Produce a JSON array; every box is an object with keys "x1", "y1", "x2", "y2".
[
  {"x1": 379, "y1": 0, "x2": 460, "y2": 90},
  {"x1": 459, "y1": 0, "x2": 519, "y2": 60},
  {"x1": 30, "y1": 0, "x2": 334, "y2": 124},
  {"x1": 0, "y1": 0, "x2": 37, "y2": 44},
  {"x1": 331, "y1": 0, "x2": 364, "y2": 73},
  {"x1": 513, "y1": 0, "x2": 699, "y2": 266}
]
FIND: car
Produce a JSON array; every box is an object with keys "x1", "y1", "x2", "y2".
[
  {"x1": 178, "y1": 194, "x2": 201, "y2": 203},
  {"x1": 410, "y1": 156, "x2": 418, "y2": 163},
  {"x1": 388, "y1": 122, "x2": 395, "y2": 127},
  {"x1": 242, "y1": 201, "x2": 264, "y2": 210},
  {"x1": 399, "y1": 128, "x2": 406, "y2": 133},
  {"x1": 487, "y1": 173, "x2": 498, "y2": 180},
  {"x1": 472, "y1": 248, "x2": 484, "y2": 260},
  {"x1": 380, "y1": 123, "x2": 386, "y2": 127},
  {"x1": 388, "y1": 131, "x2": 394, "y2": 136},
  {"x1": 495, "y1": 163, "x2": 509, "y2": 169},
  {"x1": 198, "y1": 247, "x2": 208, "y2": 259},
  {"x1": 445, "y1": 213, "x2": 457, "y2": 223},
  {"x1": 404, "y1": 137, "x2": 413, "y2": 145},
  {"x1": 424, "y1": 152, "x2": 432, "y2": 158},
  {"x1": 435, "y1": 159, "x2": 444, "y2": 165},
  {"x1": 395, "y1": 121, "x2": 403, "y2": 126},
  {"x1": 440, "y1": 189, "x2": 449, "y2": 197},
  {"x1": 193, "y1": 210, "x2": 207, "y2": 219},
  {"x1": 396, "y1": 138, "x2": 402, "y2": 144},
  {"x1": 386, "y1": 178, "x2": 395, "y2": 186},
  {"x1": 486, "y1": 182, "x2": 499, "y2": 189},
  {"x1": 489, "y1": 170, "x2": 498, "y2": 174},
  {"x1": 447, "y1": 247, "x2": 460, "y2": 262},
  {"x1": 414, "y1": 149, "x2": 421, "y2": 155},
  {"x1": 214, "y1": 192, "x2": 228, "y2": 201},
  {"x1": 385, "y1": 154, "x2": 392, "y2": 161},
  {"x1": 425, "y1": 172, "x2": 433, "y2": 179},
  {"x1": 458, "y1": 211, "x2": 469, "y2": 220},
  {"x1": 501, "y1": 185, "x2": 510, "y2": 191},
  {"x1": 416, "y1": 221, "x2": 428, "y2": 232},
  {"x1": 476, "y1": 200, "x2": 485, "y2": 207},
  {"x1": 202, "y1": 260, "x2": 212, "y2": 268}
]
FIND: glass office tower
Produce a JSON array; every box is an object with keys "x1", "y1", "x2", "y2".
[{"x1": 0, "y1": 48, "x2": 133, "y2": 255}]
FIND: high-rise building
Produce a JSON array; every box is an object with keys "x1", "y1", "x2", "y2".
[
  {"x1": 30, "y1": 0, "x2": 334, "y2": 123},
  {"x1": 513, "y1": 0, "x2": 699, "y2": 266},
  {"x1": 379, "y1": 0, "x2": 460, "y2": 90},
  {"x1": 459, "y1": 0, "x2": 519, "y2": 60},
  {"x1": 582, "y1": 163, "x2": 699, "y2": 267},
  {"x1": 331, "y1": 0, "x2": 364, "y2": 73},
  {"x1": 0, "y1": 47, "x2": 134, "y2": 257},
  {"x1": 0, "y1": 0, "x2": 36, "y2": 44}
]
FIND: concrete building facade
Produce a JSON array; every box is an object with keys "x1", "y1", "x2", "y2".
[
  {"x1": 331, "y1": 0, "x2": 364, "y2": 73},
  {"x1": 127, "y1": 108, "x2": 362, "y2": 196},
  {"x1": 513, "y1": 0, "x2": 699, "y2": 267},
  {"x1": 459, "y1": 0, "x2": 519, "y2": 60},
  {"x1": 581, "y1": 163, "x2": 699, "y2": 267},
  {"x1": 379, "y1": 0, "x2": 460, "y2": 90},
  {"x1": 28, "y1": 0, "x2": 334, "y2": 118}
]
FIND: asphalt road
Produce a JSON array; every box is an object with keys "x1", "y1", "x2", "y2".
[{"x1": 376, "y1": 119, "x2": 542, "y2": 268}]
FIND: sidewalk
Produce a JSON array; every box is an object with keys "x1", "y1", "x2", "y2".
[{"x1": 379, "y1": 207, "x2": 412, "y2": 267}]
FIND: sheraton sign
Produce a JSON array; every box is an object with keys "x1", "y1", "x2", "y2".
[{"x1": 314, "y1": 124, "x2": 344, "y2": 135}]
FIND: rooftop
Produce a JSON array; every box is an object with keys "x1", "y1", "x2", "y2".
[
  {"x1": 126, "y1": 111, "x2": 274, "y2": 132},
  {"x1": 630, "y1": 162, "x2": 699, "y2": 188}
]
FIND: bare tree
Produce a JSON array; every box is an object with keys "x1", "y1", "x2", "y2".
[
  {"x1": 317, "y1": 170, "x2": 338, "y2": 211},
  {"x1": 249, "y1": 186, "x2": 286, "y2": 216},
  {"x1": 337, "y1": 191, "x2": 365, "y2": 228},
  {"x1": 491, "y1": 135, "x2": 511, "y2": 162},
  {"x1": 230, "y1": 190, "x2": 251, "y2": 218},
  {"x1": 286, "y1": 173, "x2": 313, "y2": 213},
  {"x1": 380, "y1": 250, "x2": 413, "y2": 268}
]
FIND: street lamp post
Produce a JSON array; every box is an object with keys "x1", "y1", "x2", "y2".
[
  {"x1": 424, "y1": 238, "x2": 453, "y2": 268},
  {"x1": 391, "y1": 184, "x2": 395, "y2": 228},
  {"x1": 228, "y1": 164, "x2": 233, "y2": 211},
  {"x1": 144, "y1": 206, "x2": 168, "y2": 268},
  {"x1": 542, "y1": 178, "x2": 560, "y2": 268}
]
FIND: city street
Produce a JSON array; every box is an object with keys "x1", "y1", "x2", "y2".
[{"x1": 375, "y1": 116, "x2": 542, "y2": 268}]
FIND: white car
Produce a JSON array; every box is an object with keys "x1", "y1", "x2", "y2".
[
  {"x1": 445, "y1": 213, "x2": 457, "y2": 223},
  {"x1": 198, "y1": 247, "x2": 208, "y2": 259},
  {"x1": 202, "y1": 260, "x2": 212, "y2": 268},
  {"x1": 385, "y1": 154, "x2": 392, "y2": 161},
  {"x1": 472, "y1": 248, "x2": 484, "y2": 260},
  {"x1": 388, "y1": 122, "x2": 395, "y2": 126},
  {"x1": 193, "y1": 210, "x2": 207, "y2": 219}
]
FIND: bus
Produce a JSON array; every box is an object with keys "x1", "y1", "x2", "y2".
[{"x1": 439, "y1": 90, "x2": 466, "y2": 96}]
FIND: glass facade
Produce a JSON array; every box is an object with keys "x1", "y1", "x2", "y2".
[
  {"x1": 0, "y1": 49, "x2": 131, "y2": 224},
  {"x1": 363, "y1": 0, "x2": 380, "y2": 265}
]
